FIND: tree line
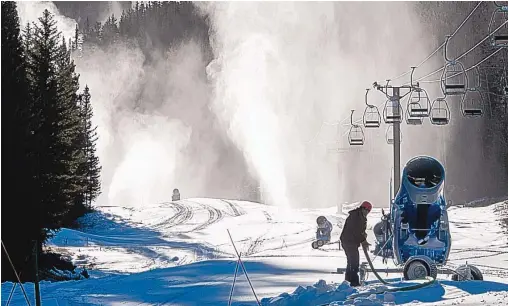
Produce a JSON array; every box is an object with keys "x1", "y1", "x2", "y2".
[
  {"x1": 2, "y1": 2, "x2": 101, "y2": 282},
  {"x1": 77, "y1": 1, "x2": 211, "y2": 59}
]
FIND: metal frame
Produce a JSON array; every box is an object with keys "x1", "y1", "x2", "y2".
[
  {"x1": 382, "y1": 80, "x2": 404, "y2": 124},
  {"x1": 462, "y1": 66, "x2": 484, "y2": 117},
  {"x1": 363, "y1": 88, "x2": 382, "y2": 128},
  {"x1": 441, "y1": 35, "x2": 468, "y2": 96},
  {"x1": 386, "y1": 124, "x2": 402, "y2": 144},
  {"x1": 407, "y1": 67, "x2": 430, "y2": 119},
  {"x1": 373, "y1": 81, "x2": 412, "y2": 193},
  {"x1": 348, "y1": 110, "x2": 365, "y2": 146},
  {"x1": 430, "y1": 97, "x2": 451, "y2": 125},
  {"x1": 406, "y1": 115, "x2": 423, "y2": 125},
  {"x1": 488, "y1": 2, "x2": 508, "y2": 48}
]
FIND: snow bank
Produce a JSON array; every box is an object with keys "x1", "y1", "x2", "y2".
[
  {"x1": 43, "y1": 267, "x2": 90, "y2": 282},
  {"x1": 261, "y1": 280, "x2": 391, "y2": 306}
]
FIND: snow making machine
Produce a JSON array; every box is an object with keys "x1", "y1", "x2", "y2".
[
  {"x1": 312, "y1": 216, "x2": 333, "y2": 249},
  {"x1": 336, "y1": 156, "x2": 484, "y2": 285}
]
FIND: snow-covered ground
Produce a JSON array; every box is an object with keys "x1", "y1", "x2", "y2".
[{"x1": 2, "y1": 198, "x2": 508, "y2": 305}]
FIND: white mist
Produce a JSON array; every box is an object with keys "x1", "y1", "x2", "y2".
[{"x1": 203, "y1": 2, "x2": 446, "y2": 208}]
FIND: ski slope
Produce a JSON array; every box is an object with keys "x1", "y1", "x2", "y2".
[{"x1": 2, "y1": 198, "x2": 508, "y2": 305}]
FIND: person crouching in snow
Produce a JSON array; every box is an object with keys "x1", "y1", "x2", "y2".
[
  {"x1": 316, "y1": 216, "x2": 333, "y2": 242},
  {"x1": 339, "y1": 201, "x2": 372, "y2": 287}
]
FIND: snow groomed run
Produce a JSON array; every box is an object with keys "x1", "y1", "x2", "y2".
[{"x1": 1, "y1": 196, "x2": 507, "y2": 305}]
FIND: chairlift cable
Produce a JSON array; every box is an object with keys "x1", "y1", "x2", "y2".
[
  {"x1": 321, "y1": 3, "x2": 486, "y2": 133},
  {"x1": 313, "y1": 2, "x2": 492, "y2": 143},
  {"x1": 304, "y1": 116, "x2": 352, "y2": 144},
  {"x1": 375, "y1": 14, "x2": 506, "y2": 115},
  {"x1": 419, "y1": 47, "x2": 504, "y2": 84},
  {"x1": 388, "y1": 2, "x2": 483, "y2": 82},
  {"x1": 407, "y1": 19, "x2": 508, "y2": 85}
]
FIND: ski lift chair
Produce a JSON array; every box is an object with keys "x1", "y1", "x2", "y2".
[
  {"x1": 348, "y1": 110, "x2": 365, "y2": 146},
  {"x1": 363, "y1": 89, "x2": 381, "y2": 128},
  {"x1": 461, "y1": 90, "x2": 484, "y2": 117},
  {"x1": 430, "y1": 97, "x2": 450, "y2": 125},
  {"x1": 461, "y1": 66, "x2": 485, "y2": 118},
  {"x1": 407, "y1": 67, "x2": 430, "y2": 118},
  {"x1": 406, "y1": 107, "x2": 423, "y2": 125},
  {"x1": 407, "y1": 89, "x2": 430, "y2": 118},
  {"x1": 488, "y1": 3, "x2": 508, "y2": 48},
  {"x1": 406, "y1": 116, "x2": 423, "y2": 125},
  {"x1": 383, "y1": 99, "x2": 404, "y2": 124},
  {"x1": 385, "y1": 125, "x2": 401, "y2": 145},
  {"x1": 441, "y1": 36, "x2": 468, "y2": 96}
]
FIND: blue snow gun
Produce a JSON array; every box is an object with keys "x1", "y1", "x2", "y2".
[{"x1": 374, "y1": 156, "x2": 452, "y2": 267}]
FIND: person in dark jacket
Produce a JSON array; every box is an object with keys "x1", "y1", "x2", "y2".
[{"x1": 339, "y1": 201, "x2": 372, "y2": 287}]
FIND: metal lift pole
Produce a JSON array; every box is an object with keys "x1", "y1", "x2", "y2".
[
  {"x1": 374, "y1": 82, "x2": 406, "y2": 198},
  {"x1": 34, "y1": 240, "x2": 41, "y2": 306},
  {"x1": 393, "y1": 87, "x2": 401, "y2": 196}
]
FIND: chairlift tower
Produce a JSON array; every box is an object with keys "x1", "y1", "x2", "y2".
[{"x1": 373, "y1": 81, "x2": 414, "y2": 195}]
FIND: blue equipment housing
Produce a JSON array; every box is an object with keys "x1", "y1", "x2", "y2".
[
  {"x1": 312, "y1": 216, "x2": 332, "y2": 249},
  {"x1": 316, "y1": 228, "x2": 331, "y2": 242},
  {"x1": 374, "y1": 156, "x2": 452, "y2": 266}
]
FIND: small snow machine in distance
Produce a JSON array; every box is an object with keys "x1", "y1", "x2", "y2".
[{"x1": 312, "y1": 216, "x2": 333, "y2": 249}]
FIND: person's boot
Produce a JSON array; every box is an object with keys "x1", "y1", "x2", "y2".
[
  {"x1": 350, "y1": 268, "x2": 361, "y2": 287},
  {"x1": 344, "y1": 266, "x2": 351, "y2": 283}
]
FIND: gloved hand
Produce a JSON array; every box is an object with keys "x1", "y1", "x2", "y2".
[{"x1": 361, "y1": 240, "x2": 370, "y2": 249}]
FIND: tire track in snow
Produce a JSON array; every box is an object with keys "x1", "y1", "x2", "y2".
[
  {"x1": 449, "y1": 250, "x2": 508, "y2": 261},
  {"x1": 183, "y1": 200, "x2": 224, "y2": 232},
  {"x1": 451, "y1": 248, "x2": 504, "y2": 254},
  {"x1": 248, "y1": 254, "x2": 341, "y2": 258},
  {"x1": 220, "y1": 199, "x2": 245, "y2": 217},
  {"x1": 152, "y1": 202, "x2": 194, "y2": 230}
]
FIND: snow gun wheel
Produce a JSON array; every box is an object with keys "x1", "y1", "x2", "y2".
[
  {"x1": 403, "y1": 255, "x2": 438, "y2": 280},
  {"x1": 317, "y1": 240, "x2": 325, "y2": 247},
  {"x1": 452, "y1": 264, "x2": 483, "y2": 281},
  {"x1": 312, "y1": 241, "x2": 319, "y2": 249}
]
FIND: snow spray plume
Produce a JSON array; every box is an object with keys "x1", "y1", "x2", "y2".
[
  {"x1": 17, "y1": 3, "x2": 249, "y2": 208},
  {"x1": 73, "y1": 40, "x2": 247, "y2": 208},
  {"x1": 17, "y1": 1, "x2": 75, "y2": 40},
  {"x1": 202, "y1": 2, "x2": 448, "y2": 208}
]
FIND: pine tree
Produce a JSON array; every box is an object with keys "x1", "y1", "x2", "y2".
[
  {"x1": 24, "y1": 9, "x2": 80, "y2": 242},
  {"x1": 74, "y1": 24, "x2": 79, "y2": 50},
  {"x1": 80, "y1": 86, "x2": 102, "y2": 207},
  {"x1": 101, "y1": 15, "x2": 119, "y2": 45},
  {"x1": 2, "y1": 5, "x2": 102, "y2": 282},
  {"x1": 63, "y1": 85, "x2": 102, "y2": 225},
  {"x1": 1, "y1": 0, "x2": 38, "y2": 282}
]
